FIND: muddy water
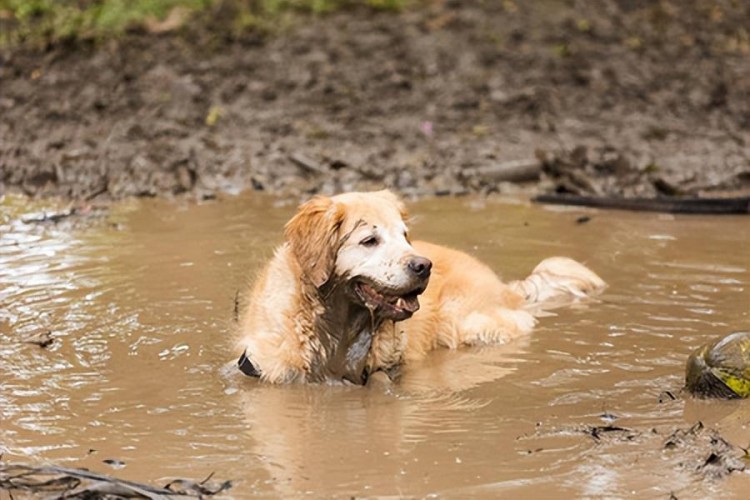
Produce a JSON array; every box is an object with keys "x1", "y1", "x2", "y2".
[{"x1": 1, "y1": 194, "x2": 749, "y2": 498}]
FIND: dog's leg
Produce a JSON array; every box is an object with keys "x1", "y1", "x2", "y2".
[
  {"x1": 447, "y1": 258, "x2": 603, "y2": 347},
  {"x1": 454, "y1": 308, "x2": 537, "y2": 346},
  {"x1": 509, "y1": 257, "x2": 606, "y2": 312},
  {"x1": 423, "y1": 288, "x2": 538, "y2": 350}
]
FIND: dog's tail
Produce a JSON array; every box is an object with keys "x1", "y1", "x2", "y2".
[{"x1": 509, "y1": 257, "x2": 606, "y2": 314}]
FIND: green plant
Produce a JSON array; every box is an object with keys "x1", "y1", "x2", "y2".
[{"x1": 0, "y1": 0, "x2": 411, "y2": 47}]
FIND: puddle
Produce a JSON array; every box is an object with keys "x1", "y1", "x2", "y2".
[{"x1": 1, "y1": 193, "x2": 749, "y2": 497}]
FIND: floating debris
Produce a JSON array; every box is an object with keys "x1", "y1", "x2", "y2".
[
  {"x1": 102, "y1": 459, "x2": 126, "y2": 470},
  {"x1": 21, "y1": 330, "x2": 55, "y2": 349}
]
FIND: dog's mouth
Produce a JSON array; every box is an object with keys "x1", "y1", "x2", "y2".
[{"x1": 354, "y1": 281, "x2": 425, "y2": 320}]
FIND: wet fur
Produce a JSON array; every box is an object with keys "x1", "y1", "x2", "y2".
[{"x1": 237, "y1": 190, "x2": 605, "y2": 384}]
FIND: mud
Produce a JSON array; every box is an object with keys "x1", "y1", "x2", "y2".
[
  {"x1": 2, "y1": 194, "x2": 749, "y2": 497},
  {"x1": 1, "y1": 0, "x2": 749, "y2": 201}
]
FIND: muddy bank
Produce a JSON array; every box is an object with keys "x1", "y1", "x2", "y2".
[{"x1": 1, "y1": 0, "x2": 749, "y2": 201}]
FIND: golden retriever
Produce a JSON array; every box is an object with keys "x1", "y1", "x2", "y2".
[{"x1": 237, "y1": 190, "x2": 605, "y2": 384}]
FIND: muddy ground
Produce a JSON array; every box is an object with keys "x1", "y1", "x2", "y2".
[{"x1": 1, "y1": 0, "x2": 749, "y2": 202}]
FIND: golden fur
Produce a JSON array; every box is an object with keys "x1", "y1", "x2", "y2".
[{"x1": 237, "y1": 190, "x2": 605, "y2": 384}]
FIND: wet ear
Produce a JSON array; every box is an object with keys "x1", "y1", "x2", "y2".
[
  {"x1": 374, "y1": 189, "x2": 409, "y2": 222},
  {"x1": 284, "y1": 196, "x2": 345, "y2": 288}
]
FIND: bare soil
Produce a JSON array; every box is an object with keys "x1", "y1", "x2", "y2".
[{"x1": 1, "y1": 0, "x2": 749, "y2": 202}]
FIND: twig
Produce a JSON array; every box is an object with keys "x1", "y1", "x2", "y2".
[{"x1": 0, "y1": 463, "x2": 231, "y2": 498}]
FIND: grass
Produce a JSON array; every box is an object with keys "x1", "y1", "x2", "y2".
[
  {"x1": 0, "y1": 0, "x2": 409, "y2": 48},
  {"x1": 0, "y1": 0, "x2": 208, "y2": 46}
]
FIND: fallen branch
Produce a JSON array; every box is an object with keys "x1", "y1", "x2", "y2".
[
  {"x1": 0, "y1": 463, "x2": 231, "y2": 499},
  {"x1": 289, "y1": 153, "x2": 324, "y2": 174},
  {"x1": 534, "y1": 194, "x2": 750, "y2": 215},
  {"x1": 462, "y1": 159, "x2": 541, "y2": 184}
]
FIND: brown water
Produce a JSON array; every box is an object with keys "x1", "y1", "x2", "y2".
[{"x1": 1, "y1": 193, "x2": 749, "y2": 498}]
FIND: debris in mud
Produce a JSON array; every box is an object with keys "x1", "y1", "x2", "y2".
[
  {"x1": 535, "y1": 146, "x2": 750, "y2": 213},
  {"x1": 663, "y1": 421, "x2": 705, "y2": 450},
  {"x1": 537, "y1": 146, "x2": 639, "y2": 198},
  {"x1": 20, "y1": 203, "x2": 109, "y2": 227},
  {"x1": 21, "y1": 330, "x2": 55, "y2": 348},
  {"x1": 598, "y1": 411, "x2": 618, "y2": 423},
  {"x1": 518, "y1": 423, "x2": 640, "y2": 444},
  {"x1": 585, "y1": 424, "x2": 637, "y2": 442},
  {"x1": 658, "y1": 390, "x2": 678, "y2": 403},
  {"x1": 289, "y1": 152, "x2": 325, "y2": 175},
  {"x1": 663, "y1": 422, "x2": 747, "y2": 479},
  {"x1": 0, "y1": 462, "x2": 232, "y2": 499},
  {"x1": 522, "y1": 417, "x2": 747, "y2": 481},
  {"x1": 102, "y1": 459, "x2": 126, "y2": 470},
  {"x1": 460, "y1": 159, "x2": 542, "y2": 188},
  {"x1": 21, "y1": 208, "x2": 78, "y2": 224}
]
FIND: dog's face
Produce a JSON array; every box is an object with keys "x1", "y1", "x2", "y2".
[{"x1": 284, "y1": 190, "x2": 431, "y2": 321}]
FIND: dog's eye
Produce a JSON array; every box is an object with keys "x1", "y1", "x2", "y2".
[{"x1": 359, "y1": 236, "x2": 379, "y2": 247}]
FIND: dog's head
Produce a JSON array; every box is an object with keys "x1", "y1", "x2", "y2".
[{"x1": 284, "y1": 190, "x2": 431, "y2": 321}]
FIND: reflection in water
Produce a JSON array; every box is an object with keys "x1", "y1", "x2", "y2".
[
  {"x1": 231, "y1": 341, "x2": 529, "y2": 496},
  {"x1": 1, "y1": 193, "x2": 748, "y2": 497}
]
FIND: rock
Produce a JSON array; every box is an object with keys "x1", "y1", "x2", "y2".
[{"x1": 685, "y1": 332, "x2": 750, "y2": 399}]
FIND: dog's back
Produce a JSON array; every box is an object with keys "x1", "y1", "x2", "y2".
[{"x1": 395, "y1": 242, "x2": 604, "y2": 362}]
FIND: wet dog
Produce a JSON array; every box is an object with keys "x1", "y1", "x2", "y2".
[{"x1": 237, "y1": 190, "x2": 605, "y2": 384}]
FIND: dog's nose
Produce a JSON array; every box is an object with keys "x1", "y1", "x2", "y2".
[{"x1": 408, "y1": 256, "x2": 432, "y2": 278}]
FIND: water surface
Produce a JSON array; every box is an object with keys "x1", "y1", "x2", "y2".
[{"x1": 1, "y1": 194, "x2": 749, "y2": 497}]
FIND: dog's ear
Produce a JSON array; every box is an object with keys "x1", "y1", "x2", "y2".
[
  {"x1": 374, "y1": 189, "x2": 409, "y2": 222},
  {"x1": 284, "y1": 195, "x2": 345, "y2": 288}
]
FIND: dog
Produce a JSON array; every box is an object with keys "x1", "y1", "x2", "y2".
[{"x1": 236, "y1": 190, "x2": 605, "y2": 385}]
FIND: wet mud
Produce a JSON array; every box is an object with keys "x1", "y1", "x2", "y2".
[
  {"x1": 1, "y1": 194, "x2": 749, "y2": 497},
  {"x1": 1, "y1": 0, "x2": 749, "y2": 201}
]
